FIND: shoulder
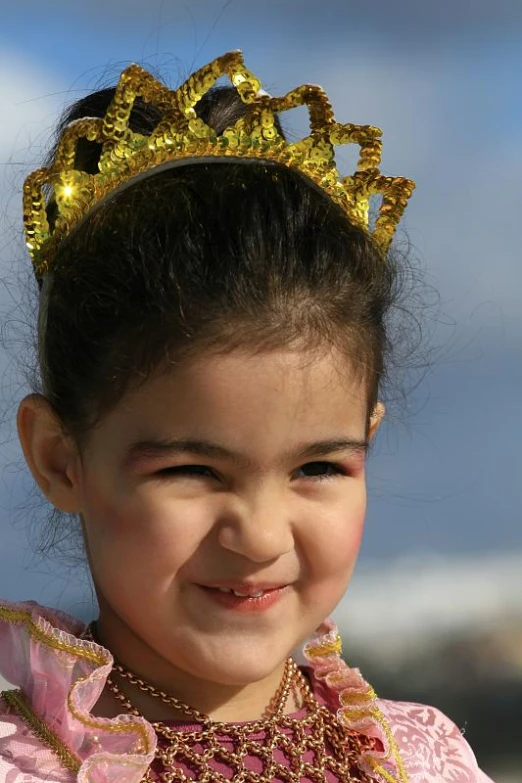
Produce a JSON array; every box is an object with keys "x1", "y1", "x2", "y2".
[
  {"x1": 0, "y1": 693, "x2": 74, "y2": 782},
  {"x1": 377, "y1": 697, "x2": 495, "y2": 783}
]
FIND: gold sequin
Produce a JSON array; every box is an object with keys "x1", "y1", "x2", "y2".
[{"x1": 23, "y1": 50, "x2": 415, "y2": 279}]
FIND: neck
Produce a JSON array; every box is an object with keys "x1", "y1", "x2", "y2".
[{"x1": 90, "y1": 612, "x2": 295, "y2": 723}]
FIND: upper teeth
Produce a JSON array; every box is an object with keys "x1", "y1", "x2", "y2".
[{"x1": 217, "y1": 588, "x2": 265, "y2": 597}]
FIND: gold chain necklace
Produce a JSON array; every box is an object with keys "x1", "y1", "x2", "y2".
[
  {"x1": 83, "y1": 624, "x2": 377, "y2": 783},
  {"x1": 110, "y1": 653, "x2": 298, "y2": 725}
]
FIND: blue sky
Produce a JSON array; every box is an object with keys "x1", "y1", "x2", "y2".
[{"x1": 0, "y1": 0, "x2": 521, "y2": 610}]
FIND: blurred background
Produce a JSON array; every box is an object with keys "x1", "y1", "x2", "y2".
[{"x1": 0, "y1": 1, "x2": 521, "y2": 780}]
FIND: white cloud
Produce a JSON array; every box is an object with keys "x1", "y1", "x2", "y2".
[
  {"x1": 334, "y1": 551, "x2": 522, "y2": 662},
  {"x1": 0, "y1": 50, "x2": 64, "y2": 142},
  {"x1": 0, "y1": 52, "x2": 66, "y2": 435},
  {"x1": 0, "y1": 50, "x2": 65, "y2": 222}
]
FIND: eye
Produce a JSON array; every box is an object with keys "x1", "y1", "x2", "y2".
[
  {"x1": 157, "y1": 465, "x2": 217, "y2": 479},
  {"x1": 295, "y1": 461, "x2": 348, "y2": 482}
]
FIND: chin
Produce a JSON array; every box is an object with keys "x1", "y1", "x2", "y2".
[
  {"x1": 204, "y1": 659, "x2": 285, "y2": 687},
  {"x1": 178, "y1": 635, "x2": 292, "y2": 687}
]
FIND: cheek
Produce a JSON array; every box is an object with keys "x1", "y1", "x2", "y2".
[
  {"x1": 328, "y1": 509, "x2": 365, "y2": 571},
  {"x1": 79, "y1": 487, "x2": 186, "y2": 611},
  {"x1": 305, "y1": 487, "x2": 366, "y2": 577},
  {"x1": 77, "y1": 468, "x2": 209, "y2": 577},
  {"x1": 77, "y1": 469, "x2": 169, "y2": 572},
  {"x1": 80, "y1": 476, "x2": 138, "y2": 540},
  {"x1": 295, "y1": 487, "x2": 366, "y2": 628}
]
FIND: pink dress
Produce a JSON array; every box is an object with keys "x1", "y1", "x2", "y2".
[{"x1": 0, "y1": 600, "x2": 493, "y2": 783}]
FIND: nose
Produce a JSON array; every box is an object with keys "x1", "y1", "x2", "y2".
[{"x1": 216, "y1": 488, "x2": 295, "y2": 563}]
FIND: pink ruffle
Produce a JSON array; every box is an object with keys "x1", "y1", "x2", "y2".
[
  {"x1": 302, "y1": 618, "x2": 399, "y2": 781},
  {"x1": 0, "y1": 601, "x2": 490, "y2": 783},
  {"x1": 0, "y1": 600, "x2": 156, "y2": 782}
]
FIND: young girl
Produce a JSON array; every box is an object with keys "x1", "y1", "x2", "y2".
[{"x1": 0, "y1": 51, "x2": 492, "y2": 782}]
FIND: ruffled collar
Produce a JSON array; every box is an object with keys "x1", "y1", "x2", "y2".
[{"x1": 0, "y1": 600, "x2": 405, "y2": 783}]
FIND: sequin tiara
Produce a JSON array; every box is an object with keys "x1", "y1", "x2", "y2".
[{"x1": 23, "y1": 50, "x2": 415, "y2": 279}]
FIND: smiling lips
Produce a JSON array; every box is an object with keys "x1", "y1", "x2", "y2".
[
  {"x1": 217, "y1": 587, "x2": 265, "y2": 597},
  {"x1": 201, "y1": 581, "x2": 287, "y2": 596},
  {"x1": 198, "y1": 582, "x2": 290, "y2": 612}
]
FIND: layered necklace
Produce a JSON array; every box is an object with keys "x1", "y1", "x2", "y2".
[{"x1": 83, "y1": 624, "x2": 377, "y2": 783}]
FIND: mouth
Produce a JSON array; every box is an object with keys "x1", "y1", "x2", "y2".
[
  {"x1": 198, "y1": 582, "x2": 288, "y2": 598},
  {"x1": 196, "y1": 583, "x2": 291, "y2": 612}
]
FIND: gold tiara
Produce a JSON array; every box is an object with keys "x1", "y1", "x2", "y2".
[{"x1": 23, "y1": 50, "x2": 415, "y2": 279}]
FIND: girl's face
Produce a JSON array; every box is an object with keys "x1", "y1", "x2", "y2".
[{"x1": 73, "y1": 349, "x2": 375, "y2": 686}]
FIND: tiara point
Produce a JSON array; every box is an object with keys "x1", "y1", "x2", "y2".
[{"x1": 25, "y1": 51, "x2": 415, "y2": 279}]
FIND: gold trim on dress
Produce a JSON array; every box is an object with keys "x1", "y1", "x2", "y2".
[
  {"x1": 0, "y1": 604, "x2": 107, "y2": 665},
  {"x1": 1, "y1": 603, "x2": 407, "y2": 781},
  {"x1": 305, "y1": 630, "x2": 409, "y2": 783},
  {"x1": 1, "y1": 689, "x2": 81, "y2": 774},
  {"x1": 0, "y1": 603, "x2": 154, "y2": 754}
]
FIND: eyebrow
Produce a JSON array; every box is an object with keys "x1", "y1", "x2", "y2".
[{"x1": 124, "y1": 437, "x2": 368, "y2": 470}]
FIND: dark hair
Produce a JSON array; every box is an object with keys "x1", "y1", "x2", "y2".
[{"x1": 37, "y1": 81, "x2": 402, "y2": 445}]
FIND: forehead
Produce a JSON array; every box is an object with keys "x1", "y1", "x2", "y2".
[
  {"x1": 185, "y1": 347, "x2": 356, "y2": 386},
  {"x1": 91, "y1": 347, "x2": 369, "y2": 451}
]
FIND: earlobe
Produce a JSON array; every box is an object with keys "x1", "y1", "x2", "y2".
[
  {"x1": 17, "y1": 394, "x2": 82, "y2": 512},
  {"x1": 368, "y1": 401, "x2": 385, "y2": 440}
]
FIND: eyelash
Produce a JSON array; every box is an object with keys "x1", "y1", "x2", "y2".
[{"x1": 158, "y1": 462, "x2": 348, "y2": 483}]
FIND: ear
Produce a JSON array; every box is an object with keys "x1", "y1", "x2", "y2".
[
  {"x1": 17, "y1": 394, "x2": 82, "y2": 513},
  {"x1": 368, "y1": 401, "x2": 385, "y2": 440}
]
